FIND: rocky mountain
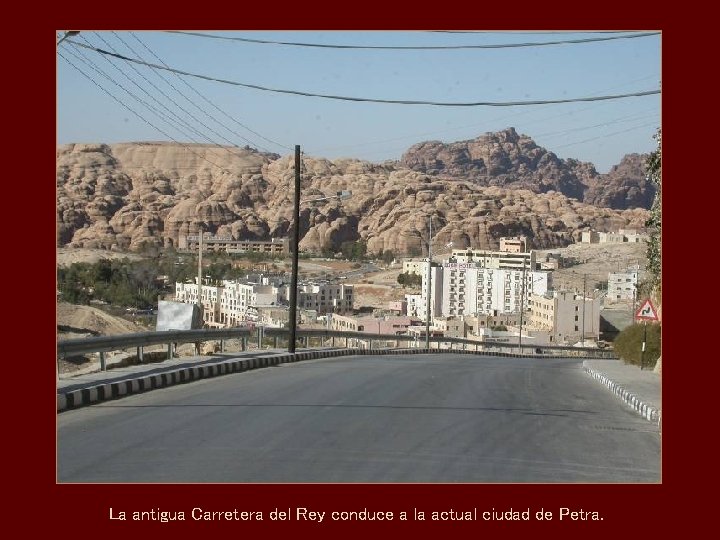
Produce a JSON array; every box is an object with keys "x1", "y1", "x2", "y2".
[
  {"x1": 582, "y1": 153, "x2": 655, "y2": 209},
  {"x1": 400, "y1": 127, "x2": 654, "y2": 210},
  {"x1": 56, "y1": 139, "x2": 650, "y2": 255}
]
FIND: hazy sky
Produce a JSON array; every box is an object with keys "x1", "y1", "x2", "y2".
[{"x1": 56, "y1": 30, "x2": 660, "y2": 173}]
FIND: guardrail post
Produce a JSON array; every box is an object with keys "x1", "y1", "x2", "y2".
[
  {"x1": 274, "y1": 336, "x2": 278, "y2": 348},
  {"x1": 167, "y1": 343, "x2": 172, "y2": 360},
  {"x1": 99, "y1": 351, "x2": 106, "y2": 371},
  {"x1": 137, "y1": 346, "x2": 143, "y2": 363},
  {"x1": 242, "y1": 337, "x2": 247, "y2": 351},
  {"x1": 332, "y1": 336, "x2": 336, "y2": 347},
  {"x1": 220, "y1": 340, "x2": 225, "y2": 353}
]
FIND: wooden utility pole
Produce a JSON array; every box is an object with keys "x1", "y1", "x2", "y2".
[
  {"x1": 425, "y1": 216, "x2": 433, "y2": 350},
  {"x1": 288, "y1": 145, "x2": 301, "y2": 353}
]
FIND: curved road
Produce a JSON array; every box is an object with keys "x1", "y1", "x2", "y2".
[{"x1": 57, "y1": 354, "x2": 660, "y2": 483}]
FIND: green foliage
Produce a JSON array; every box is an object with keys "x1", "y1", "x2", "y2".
[
  {"x1": 396, "y1": 272, "x2": 422, "y2": 288},
  {"x1": 490, "y1": 325, "x2": 508, "y2": 331},
  {"x1": 340, "y1": 240, "x2": 367, "y2": 261},
  {"x1": 613, "y1": 323, "x2": 661, "y2": 368},
  {"x1": 645, "y1": 128, "x2": 661, "y2": 290}
]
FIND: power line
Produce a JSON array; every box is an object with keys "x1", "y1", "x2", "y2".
[
  {"x1": 64, "y1": 40, "x2": 221, "y2": 154},
  {"x1": 307, "y1": 75, "x2": 660, "y2": 156},
  {"x1": 128, "y1": 31, "x2": 289, "y2": 152},
  {"x1": 58, "y1": 50, "x2": 242, "y2": 176},
  {"x1": 87, "y1": 33, "x2": 254, "y2": 161},
  {"x1": 165, "y1": 30, "x2": 659, "y2": 50},
  {"x1": 65, "y1": 40, "x2": 661, "y2": 108},
  {"x1": 552, "y1": 121, "x2": 659, "y2": 150}
]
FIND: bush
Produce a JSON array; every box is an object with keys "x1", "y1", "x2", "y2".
[{"x1": 612, "y1": 323, "x2": 661, "y2": 369}]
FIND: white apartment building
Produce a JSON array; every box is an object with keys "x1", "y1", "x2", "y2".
[
  {"x1": 441, "y1": 260, "x2": 551, "y2": 317},
  {"x1": 175, "y1": 279, "x2": 285, "y2": 327},
  {"x1": 451, "y1": 248, "x2": 536, "y2": 272},
  {"x1": 527, "y1": 290, "x2": 601, "y2": 345},
  {"x1": 294, "y1": 283, "x2": 354, "y2": 315},
  {"x1": 405, "y1": 294, "x2": 423, "y2": 318},
  {"x1": 608, "y1": 269, "x2": 639, "y2": 301},
  {"x1": 418, "y1": 263, "x2": 444, "y2": 322}
]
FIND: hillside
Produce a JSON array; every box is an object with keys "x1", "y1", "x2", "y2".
[{"x1": 57, "y1": 134, "x2": 651, "y2": 256}]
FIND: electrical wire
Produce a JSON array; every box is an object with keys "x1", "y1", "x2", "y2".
[
  {"x1": 64, "y1": 40, "x2": 661, "y2": 108},
  {"x1": 58, "y1": 50, "x2": 245, "y2": 176},
  {"x1": 87, "y1": 33, "x2": 257, "y2": 160},
  {"x1": 165, "y1": 30, "x2": 659, "y2": 50},
  {"x1": 128, "y1": 31, "x2": 289, "y2": 152}
]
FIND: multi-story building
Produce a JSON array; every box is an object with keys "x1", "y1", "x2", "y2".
[
  {"x1": 402, "y1": 259, "x2": 427, "y2": 277},
  {"x1": 180, "y1": 235, "x2": 289, "y2": 254},
  {"x1": 527, "y1": 290, "x2": 602, "y2": 345},
  {"x1": 499, "y1": 236, "x2": 528, "y2": 253},
  {"x1": 405, "y1": 294, "x2": 423, "y2": 318},
  {"x1": 608, "y1": 269, "x2": 639, "y2": 302},
  {"x1": 441, "y1": 259, "x2": 551, "y2": 317},
  {"x1": 294, "y1": 282, "x2": 354, "y2": 315},
  {"x1": 175, "y1": 280, "x2": 284, "y2": 326},
  {"x1": 331, "y1": 314, "x2": 415, "y2": 334},
  {"x1": 418, "y1": 262, "x2": 444, "y2": 322},
  {"x1": 451, "y1": 248, "x2": 536, "y2": 272}
]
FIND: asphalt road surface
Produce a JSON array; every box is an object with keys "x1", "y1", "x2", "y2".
[{"x1": 57, "y1": 354, "x2": 660, "y2": 483}]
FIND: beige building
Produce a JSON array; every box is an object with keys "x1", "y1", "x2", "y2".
[
  {"x1": 527, "y1": 291, "x2": 602, "y2": 345},
  {"x1": 295, "y1": 283, "x2": 353, "y2": 315},
  {"x1": 181, "y1": 235, "x2": 289, "y2": 255},
  {"x1": 331, "y1": 314, "x2": 415, "y2": 334},
  {"x1": 402, "y1": 259, "x2": 427, "y2": 276},
  {"x1": 499, "y1": 236, "x2": 528, "y2": 253},
  {"x1": 451, "y1": 248, "x2": 535, "y2": 272}
]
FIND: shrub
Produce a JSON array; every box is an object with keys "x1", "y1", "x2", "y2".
[{"x1": 612, "y1": 323, "x2": 661, "y2": 369}]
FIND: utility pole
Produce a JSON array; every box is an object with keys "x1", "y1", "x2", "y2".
[
  {"x1": 197, "y1": 228, "x2": 203, "y2": 312},
  {"x1": 288, "y1": 145, "x2": 301, "y2": 354},
  {"x1": 519, "y1": 256, "x2": 526, "y2": 354},
  {"x1": 582, "y1": 273, "x2": 587, "y2": 347},
  {"x1": 425, "y1": 216, "x2": 433, "y2": 350}
]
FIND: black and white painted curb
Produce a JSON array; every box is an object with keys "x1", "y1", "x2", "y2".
[
  {"x1": 57, "y1": 348, "x2": 423, "y2": 412},
  {"x1": 583, "y1": 366, "x2": 661, "y2": 425},
  {"x1": 57, "y1": 348, "x2": 608, "y2": 412}
]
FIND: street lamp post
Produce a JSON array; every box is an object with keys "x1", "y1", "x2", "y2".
[{"x1": 287, "y1": 144, "x2": 351, "y2": 353}]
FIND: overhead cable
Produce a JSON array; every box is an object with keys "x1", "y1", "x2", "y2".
[
  {"x1": 165, "y1": 30, "x2": 659, "y2": 50},
  {"x1": 128, "y1": 31, "x2": 289, "y2": 151},
  {"x1": 65, "y1": 40, "x2": 661, "y2": 108}
]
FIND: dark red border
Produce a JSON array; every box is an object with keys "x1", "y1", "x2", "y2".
[{"x1": 9, "y1": 2, "x2": 701, "y2": 536}]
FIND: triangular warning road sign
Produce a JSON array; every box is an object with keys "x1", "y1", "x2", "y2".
[{"x1": 635, "y1": 298, "x2": 659, "y2": 321}]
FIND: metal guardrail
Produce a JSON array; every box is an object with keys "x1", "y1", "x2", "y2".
[{"x1": 58, "y1": 327, "x2": 617, "y2": 370}]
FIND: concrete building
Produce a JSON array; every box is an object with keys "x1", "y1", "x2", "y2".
[
  {"x1": 294, "y1": 282, "x2": 354, "y2": 315},
  {"x1": 418, "y1": 263, "x2": 444, "y2": 322},
  {"x1": 387, "y1": 300, "x2": 407, "y2": 315},
  {"x1": 175, "y1": 279, "x2": 285, "y2": 327},
  {"x1": 608, "y1": 269, "x2": 639, "y2": 302},
  {"x1": 440, "y1": 259, "x2": 551, "y2": 317},
  {"x1": 581, "y1": 231, "x2": 600, "y2": 244},
  {"x1": 499, "y1": 236, "x2": 528, "y2": 253},
  {"x1": 405, "y1": 294, "x2": 423, "y2": 318},
  {"x1": 180, "y1": 235, "x2": 289, "y2": 255},
  {"x1": 402, "y1": 259, "x2": 427, "y2": 277},
  {"x1": 470, "y1": 311, "x2": 521, "y2": 334},
  {"x1": 434, "y1": 317, "x2": 467, "y2": 338},
  {"x1": 451, "y1": 248, "x2": 536, "y2": 272},
  {"x1": 331, "y1": 314, "x2": 416, "y2": 335},
  {"x1": 527, "y1": 290, "x2": 602, "y2": 345}
]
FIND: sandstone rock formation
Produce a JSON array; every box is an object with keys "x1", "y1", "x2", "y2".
[
  {"x1": 400, "y1": 127, "x2": 654, "y2": 210},
  {"x1": 57, "y1": 138, "x2": 650, "y2": 255}
]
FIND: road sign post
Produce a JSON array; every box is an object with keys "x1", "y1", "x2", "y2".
[{"x1": 635, "y1": 298, "x2": 659, "y2": 370}]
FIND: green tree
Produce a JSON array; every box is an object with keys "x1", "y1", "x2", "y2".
[{"x1": 645, "y1": 129, "x2": 661, "y2": 292}]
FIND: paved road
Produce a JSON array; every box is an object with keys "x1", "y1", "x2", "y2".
[{"x1": 57, "y1": 354, "x2": 660, "y2": 483}]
